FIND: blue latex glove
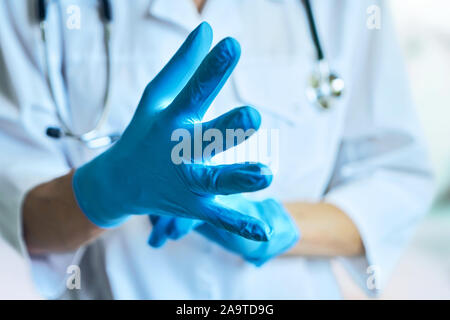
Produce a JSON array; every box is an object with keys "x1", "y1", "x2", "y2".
[
  {"x1": 72, "y1": 23, "x2": 273, "y2": 241},
  {"x1": 148, "y1": 196, "x2": 300, "y2": 267}
]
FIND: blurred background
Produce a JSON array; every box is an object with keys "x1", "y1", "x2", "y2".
[{"x1": 334, "y1": 0, "x2": 450, "y2": 299}]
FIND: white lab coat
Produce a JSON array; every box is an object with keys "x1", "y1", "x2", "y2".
[
  {"x1": 0, "y1": 236, "x2": 40, "y2": 299},
  {"x1": 0, "y1": 0, "x2": 434, "y2": 299}
]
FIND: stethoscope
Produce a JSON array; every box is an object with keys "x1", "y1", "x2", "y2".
[
  {"x1": 38, "y1": 0, "x2": 119, "y2": 148},
  {"x1": 38, "y1": 0, "x2": 344, "y2": 149},
  {"x1": 302, "y1": 0, "x2": 345, "y2": 110}
]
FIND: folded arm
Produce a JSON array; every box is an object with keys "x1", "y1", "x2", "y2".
[{"x1": 284, "y1": 202, "x2": 364, "y2": 257}]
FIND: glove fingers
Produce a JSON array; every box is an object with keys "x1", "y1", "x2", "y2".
[
  {"x1": 136, "y1": 22, "x2": 212, "y2": 117},
  {"x1": 148, "y1": 215, "x2": 172, "y2": 248},
  {"x1": 197, "y1": 106, "x2": 261, "y2": 160},
  {"x1": 168, "y1": 37, "x2": 241, "y2": 121},
  {"x1": 188, "y1": 163, "x2": 273, "y2": 195},
  {"x1": 201, "y1": 201, "x2": 272, "y2": 241}
]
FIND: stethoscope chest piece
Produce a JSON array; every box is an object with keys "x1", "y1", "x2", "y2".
[
  {"x1": 306, "y1": 61, "x2": 344, "y2": 110},
  {"x1": 302, "y1": 0, "x2": 344, "y2": 111}
]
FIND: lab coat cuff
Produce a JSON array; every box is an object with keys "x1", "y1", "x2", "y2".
[
  {"x1": 29, "y1": 247, "x2": 86, "y2": 299},
  {"x1": 0, "y1": 182, "x2": 30, "y2": 260},
  {"x1": 0, "y1": 180, "x2": 84, "y2": 299}
]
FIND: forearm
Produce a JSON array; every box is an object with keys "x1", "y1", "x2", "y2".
[
  {"x1": 284, "y1": 202, "x2": 364, "y2": 257},
  {"x1": 22, "y1": 171, "x2": 104, "y2": 255}
]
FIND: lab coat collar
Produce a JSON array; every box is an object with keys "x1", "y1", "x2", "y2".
[{"x1": 148, "y1": 0, "x2": 202, "y2": 32}]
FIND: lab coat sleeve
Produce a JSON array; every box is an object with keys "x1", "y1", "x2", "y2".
[
  {"x1": 0, "y1": 1, "x2": 81, "y2": 298},
  {"x1": 0, "y1": 92, "x2": 81, "y2": 299},
  {"x1": 323, "y1": 2, "x2": 434, "y2": 296}
]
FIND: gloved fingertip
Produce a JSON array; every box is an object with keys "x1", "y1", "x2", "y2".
[
  {"x1": 258, "y1": 171, "x2": 273, "y2": 188},
  {"x1": 259, "y1": 165, "x2": 273, "y2": 179},
  {"x1": 229, "y1": 164, "x2": 273, "y2": 191},
  {"x1": 242, "y1": 221, "x2": 272, "y2": 242},
  {"x1": 241, "y1": 163, "x2": 273, "y2": 178},
  {"x1": 197, "y1": 21, "x2": 212, "y2": 34},
  {"x1": 148, "y1": 232, "x2": 167, "y2": 249},
  {"x1": 149, "y1": 215, "x2": 160, "y2": 225},
  {"x1": 220, "y1": 37, "x2": 241, "y2": 58},
  {"x1": 244, "y1": 255, "x2": 270, "y2": 268},
  {"x1": 255, "y1": 165, "x2": 273, "y2": 189},
  {"x1": 209, "y1": 37, "x2": 241, "y2": 71},
  {"x1": 193, "y1": 21, "x2": 213, "y2": 43},
  {"x1": 241, "y1": 106, "x2": 261, "y2": 131},
  {"x1": 250, "y1": 259, "x2": 266, "y2": 268}
]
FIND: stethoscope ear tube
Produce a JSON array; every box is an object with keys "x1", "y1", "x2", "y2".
[
  {"x1": 37, "y1": 0, "x2": 47, "y2": 23},
  {"x1": 302, "y1": 0, "x2": 324, "y2": 61},
  {"x1": 101, "y1": 0, "x2": 113, "y2": 22}
]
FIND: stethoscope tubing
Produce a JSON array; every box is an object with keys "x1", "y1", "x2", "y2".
[{"x1": 39, "y1": 0, "x2": 115, "y2": 146}]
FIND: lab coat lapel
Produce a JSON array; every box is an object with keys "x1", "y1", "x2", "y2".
[{"x1": 148, "y1": 0, "x2": 201, "y2": 32}]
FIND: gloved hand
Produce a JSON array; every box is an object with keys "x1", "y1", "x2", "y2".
[
  {"x1": 72, "y1": 22, "x2": 273, "y2": 241},
  {"x1": 148, "y1": 196, "x2": 300, "y2": 267}
]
